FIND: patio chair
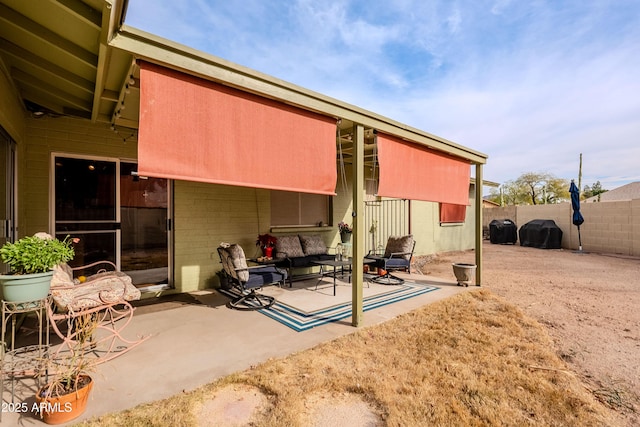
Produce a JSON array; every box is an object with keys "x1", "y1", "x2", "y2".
[
  {"x1": 365, "y1": 235, "x2": 415, "y2": 285},
  {"x1": 217, "y1": 243, "x2": 287, "y2": 310}
]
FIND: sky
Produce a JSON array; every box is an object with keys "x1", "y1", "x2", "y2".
[{"x1": 125, "y1": 0, "x2": 640, "y2": 191}]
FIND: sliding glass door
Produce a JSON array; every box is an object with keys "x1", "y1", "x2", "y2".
[{"x1": 53, "y1": 155, "x2": 171, "y2": 288}]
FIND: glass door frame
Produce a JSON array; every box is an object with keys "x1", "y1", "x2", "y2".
[{"x1": 49, "y1": 152, "x2": 173, "y2": 287}]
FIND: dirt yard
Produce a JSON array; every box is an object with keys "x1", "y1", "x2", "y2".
[{"x1": 417, "y1": 242, "x2": 640, "y2": 426}]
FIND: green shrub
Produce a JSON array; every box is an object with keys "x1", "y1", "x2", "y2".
[{"x1": 0, "y1": 234, "x2": 75, "y2": 275}]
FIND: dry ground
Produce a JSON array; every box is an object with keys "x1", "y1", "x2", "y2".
[
  {"x1": 418, "y1": 242, "x2": 640, "y2": 426},
  {"x1": 80, "y1": 242, "x2": 639, "y2": 426}
]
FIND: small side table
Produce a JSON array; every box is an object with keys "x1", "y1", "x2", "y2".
[{"x1": 1, "y1": 298, "x2": 50, "y2": 419}]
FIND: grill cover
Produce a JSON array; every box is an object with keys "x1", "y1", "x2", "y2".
[
  {"x1": 519, "y1": 219, "x2": 563, "y2": 249},
  {"x1": 489, "y1": 219, "x2": 518, "y2": 244}
]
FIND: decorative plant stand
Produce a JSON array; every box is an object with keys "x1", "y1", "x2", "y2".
[
  {"x1": 1, "y1": 298, "x2": 50, "y2": 421},
  {"x1": 452, "y1": 263, "x2": 477, "y2": 287}
]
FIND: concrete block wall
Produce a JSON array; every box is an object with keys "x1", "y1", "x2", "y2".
[
  {"x1": 484, "y1": 201, "x2": 639, "y2": 256},
  {"x1": 22, "y1": 116, "x2": 137, "y2": 236},
  {"x1": 174, "y1": 181, "x2": 271, "y2": 292}
]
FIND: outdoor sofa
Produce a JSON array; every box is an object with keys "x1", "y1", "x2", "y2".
[{"x1": 272, "y1": 234, "x2": 335, "y2": 285}]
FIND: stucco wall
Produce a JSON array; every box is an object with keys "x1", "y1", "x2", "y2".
[
  {"x1": 484, "y1": 201, "x2": 639, "y2": 256},
  {"x1": 412, "y1": 188, "x2": 476, "y2": 255}
]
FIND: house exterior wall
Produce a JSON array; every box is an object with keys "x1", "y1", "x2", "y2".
[
  {"x1": 484, "y1": 201, "x2": 639, "y2": 256},
  {"x1": 173, "y1": 181, "x2": 272, "y2": 292},
  {"x1": 0, "y1": 69, "x2": 25, "y2": 143},
  {"x1": 8, "y1": 113, "x2": 479, "y2": 293},
  {"x1": 412, "y1": 186, "x2": 477, "y2": 255},
  {"x1": 20, "y1": 116, "x2": 137, "y2": 236}
]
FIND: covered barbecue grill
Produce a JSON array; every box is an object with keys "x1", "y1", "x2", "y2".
[
  {"x1": 489, "y1": 219, "x2": 518, "y2": 244},
  {"x1": 519, "y1": 219, "x2": 563, "y2": 249}
]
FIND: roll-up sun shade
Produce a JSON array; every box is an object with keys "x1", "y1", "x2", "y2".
[
  {"x1": 439, "y1": 203, "x2": 468, "y2": 223},
  {"x1": 376, "y1": 133, "x2": 470, "y2": 205},
  {"x1": 138, "y1": 61, "x2": 337, "y2": 195}
]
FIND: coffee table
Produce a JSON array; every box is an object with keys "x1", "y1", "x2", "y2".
[
  {"x1": 312, "y1": 259, "x2": 351, "y2": 296},
  {"x1": 312, "y1": 259, "x2": 375, "y2": 296}
]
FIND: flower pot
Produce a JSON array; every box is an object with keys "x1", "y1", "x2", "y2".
[
  {"x1": 263, "y1": 246, "x2": 273, "y2": 258},
  {"x1": 340, "y1": 232, "x2": 351, "y2": 243},
  {"x1": 452, "y1": 263, "x2": 476, "y2": 287},
  {"x1": 36, "y1": 375, "x2": 93, "y2": 425},
  {"x1": 0, "y1": 271, "x2": 53, "y2": 302}
]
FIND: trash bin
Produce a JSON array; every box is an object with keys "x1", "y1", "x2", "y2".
[{"x1": 489, "y1": 219, "x2": 518, "y2": 244}]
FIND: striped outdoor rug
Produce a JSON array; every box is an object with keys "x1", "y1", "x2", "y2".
[{"x1": 220, "y1": 281, "x2": 439, "y2": 332}]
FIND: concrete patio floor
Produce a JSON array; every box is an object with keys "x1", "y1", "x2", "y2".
[{"x1": 3, "y1": 272, "x2": 472, "y2": 425}]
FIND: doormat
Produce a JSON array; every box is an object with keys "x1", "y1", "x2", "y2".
[
  {"x1": 132, "y1": 293, "x2": 202, "y2": 315},
  {"x1": 219, "y1": 281, "x2": 439, "y2": 332}
]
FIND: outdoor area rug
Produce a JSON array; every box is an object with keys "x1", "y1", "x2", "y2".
[{"x1": 219, "y1": 277, "x2": 440, "y2": 332}]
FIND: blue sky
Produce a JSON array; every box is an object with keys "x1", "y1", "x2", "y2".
[{"x1": 125, "y1": 0, "x2": 640, "y2": 191}]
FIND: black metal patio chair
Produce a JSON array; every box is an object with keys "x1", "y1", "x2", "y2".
[
  {"x1": 365, "y1": 235, "x2": 415, "y2": 285},
  {"x1": 217, "y1": 243, "x2": 287, "y2": 310}
]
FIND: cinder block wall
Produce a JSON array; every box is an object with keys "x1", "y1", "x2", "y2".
[
  {"x1": 483, "y1": 201, "x2": 639, "y2": 256},
  {"x1": 21, "y1": 116, "x2": 137, "y2": 236}
]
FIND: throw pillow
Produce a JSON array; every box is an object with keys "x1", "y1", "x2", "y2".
[
  {"x1": 299, "y1": 234, "x2": 327, "y2": 256},
  {"x1": 51, "y1": 263, "x2": 74, "y2": 288},
  {"x1": 218, "y1": 243, "x2": 249, "y2": 282},
  {"x1": 275, "y1": 235, "x2": 305, "y2": 258},
  {"x1": 384, "y1": 235, "x2": 414, "y2": 260}
]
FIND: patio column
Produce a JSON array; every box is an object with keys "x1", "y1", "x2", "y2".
[
  {"x1": 352, "y1": 124, "x2": 365, "y2": 326},
  {"x1": 475, "y1": 163, "x2": 483, "y2": 286}
]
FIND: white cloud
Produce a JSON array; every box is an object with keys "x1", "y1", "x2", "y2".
[{"x1": 125, "y1": 0, "x2": 640, "y2": 190}]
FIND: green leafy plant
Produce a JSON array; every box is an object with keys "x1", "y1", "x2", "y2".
[{"x1": 0, "y1": 234, "x2": 76, "y2": 275}]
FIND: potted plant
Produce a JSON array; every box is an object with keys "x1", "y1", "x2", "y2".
[
  {"x1": 0, "y1": 233, "x2": 76, "y2": 302},
  {"x1": 256, "y1": 234, "x2": 277, "y2": 258},
  {"x1": 338, "y1": 221, "x2": 352, "y2": 243},
  {"x1": 36, "y1": 312, "x2": 97, "y2": 424}
]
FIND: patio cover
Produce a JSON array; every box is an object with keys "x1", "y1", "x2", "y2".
[
  {"x1": 138, "y1": 61, "x2": 337, "y2": 195},
  {"x1": 376, "y1": 133, "x2": 470, "y2": 205}
]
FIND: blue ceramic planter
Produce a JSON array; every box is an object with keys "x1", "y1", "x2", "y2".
[{"x1": 0, "y1": 271, "x2": 53, "y2": 302}]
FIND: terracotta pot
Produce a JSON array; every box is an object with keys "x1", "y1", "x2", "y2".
[{"x1": 36, "y1": 375, "x2": 93, "y2": 425}]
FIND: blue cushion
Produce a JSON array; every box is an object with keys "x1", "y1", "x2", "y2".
[{"x1": 244, "y1": 266, "x2": 287, "y2": 289}]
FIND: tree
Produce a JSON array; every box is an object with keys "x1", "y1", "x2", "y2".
[
  {"x1": 489, "y1": 172, "x2": 570, "y2": 206},
  {"x1": 582, "y1": 181, "x2": 608, "y2": 200}
]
